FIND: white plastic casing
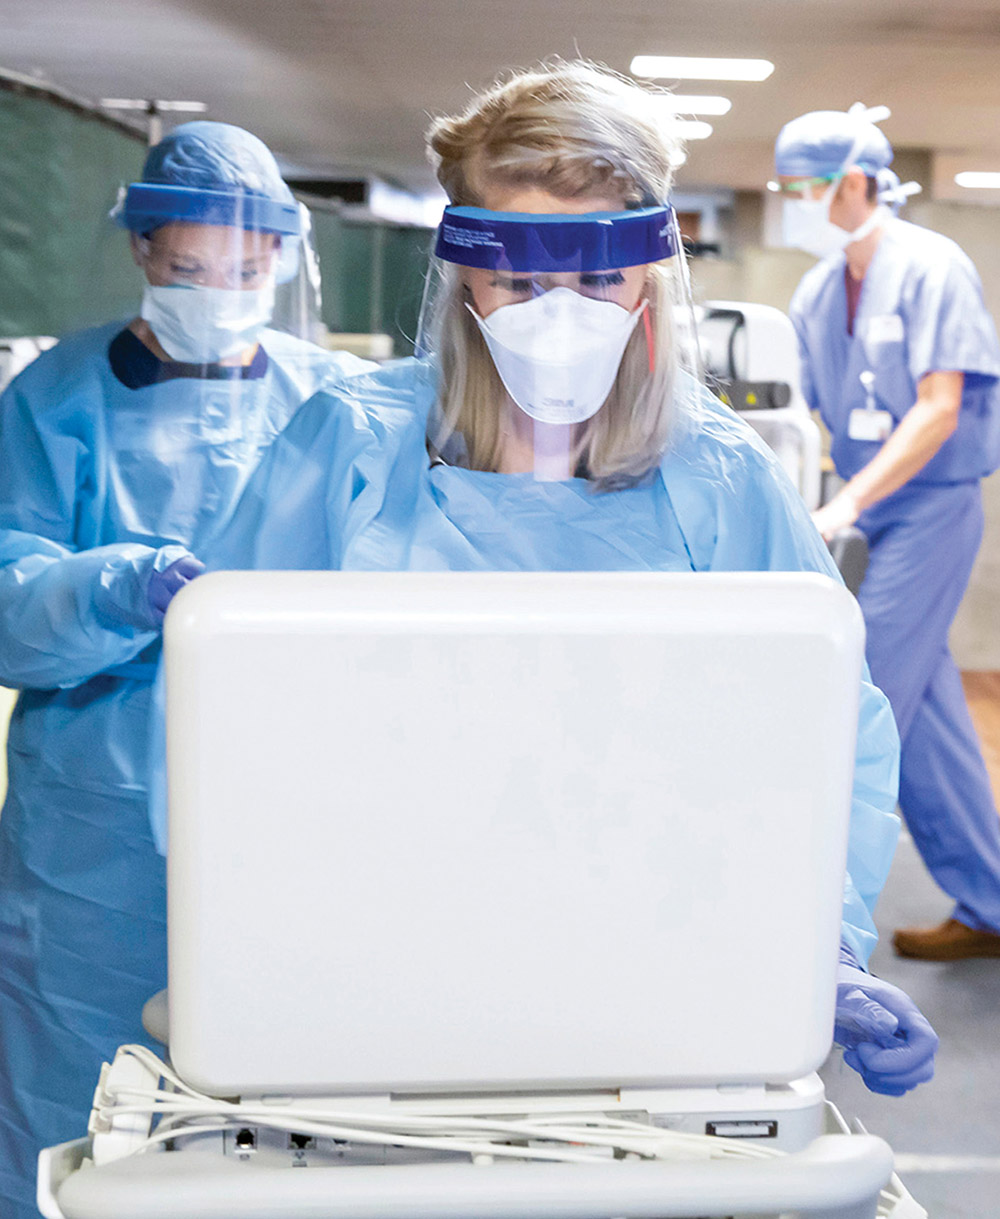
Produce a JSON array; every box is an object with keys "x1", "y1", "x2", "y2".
[{"x1": 164, "y1": 571, "x2": 863, "y2": 1098}]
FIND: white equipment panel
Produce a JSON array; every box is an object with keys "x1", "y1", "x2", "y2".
[
  {"x1": 698, "y1": 301, "x2": 823, "y2": 509},
  {"x1": 164, "y1": 571, "x2": 863, "y2": 1098}
]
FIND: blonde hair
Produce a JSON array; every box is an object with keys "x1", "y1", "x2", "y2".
[{"x1": 424, "y1": 61, "x2": 687, "y2": 488}]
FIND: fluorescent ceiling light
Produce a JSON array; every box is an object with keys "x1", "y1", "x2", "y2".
[
  {"x1": 955, "y1": 171, "x2": 1000, "y2": 189},
  {"x1": 100, "y1": 98, "x2": 207, "y2": 112},
  {"x1": 632, "y1": 55, "x2": 774, "y2": 82},
  {"x1": 674, "y1": 120, "x2": 713, "y2": 140},
  {"x1": 154, "y1": 101, "x2": 209, "y2": 113},
  {"x1": 659, "y1": 94, "x2": 732, "y2": 116}
]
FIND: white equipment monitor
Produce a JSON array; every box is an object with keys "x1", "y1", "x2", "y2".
[{"x1": 164, "y1": 571, "x2": 862, "y2": 1099}]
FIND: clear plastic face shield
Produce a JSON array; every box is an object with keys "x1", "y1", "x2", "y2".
[
  {"x1": 118, "y1": 183, "x2": 323, "y2": 361},
  {"x1": 417, "y1": 205, "x2": 702, "y2": 482}
]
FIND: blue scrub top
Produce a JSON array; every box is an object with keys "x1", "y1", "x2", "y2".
[
  {"x1": 790, "y1": 218, "x2": 1000, "y2": 484},
  {"x1": 200, "y1": 359, "x2": 902, "y2": 965}
]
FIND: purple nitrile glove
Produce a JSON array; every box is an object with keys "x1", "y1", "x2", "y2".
[
  {"x1": 147, "y1": 555, "x2": 205, "y2": 618},
  {"x1": 834, "y1": 945, "x2": 938, "y2": 1096}
]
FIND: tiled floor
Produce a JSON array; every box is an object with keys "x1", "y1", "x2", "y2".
[{"x1": 820, "y1": 671, "x2": 1000, "y2": 1219}]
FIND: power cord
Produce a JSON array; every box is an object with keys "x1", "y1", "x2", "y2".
[
  {"x1": 87, "y1": 1045, "x2": 922, "y2": 1216},
  {"x1": 90, "y1": 1045, "x2": 782, "y2": 1165}
]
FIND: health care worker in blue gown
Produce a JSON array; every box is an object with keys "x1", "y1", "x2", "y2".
[
  {"x1": 0, "y1": 122, "x2": 371, "y2": 1216},
  {"x1": 775, "y1": 104, "x2": 1000, "y2": 963},
  {"x1": 203, "y1": 62, "x2": 937, "y2": 1098}
]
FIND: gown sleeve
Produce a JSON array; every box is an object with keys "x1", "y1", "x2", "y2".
[
  {"x1": 662, "y1": 385, "x2": 901, "y2": 965},
  {"x1": 0, "y1": 370, "x2": 191, "y2": 690}
]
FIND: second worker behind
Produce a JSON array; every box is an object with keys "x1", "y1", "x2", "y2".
[{"x1": 774, "y1": 103, "x2": 1000, "y2": 961}]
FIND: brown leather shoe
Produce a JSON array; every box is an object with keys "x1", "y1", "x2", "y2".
[{"x1": 893, "y1": 918, "x2": 1000, "y2": 961}]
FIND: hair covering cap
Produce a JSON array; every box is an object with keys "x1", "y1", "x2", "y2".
[
  {"x1": 774, "y1": 107, "x2": 893, "y2": 179},
  {"x1": 118, "y1": 120, "x2": 299, "y2": 236}
]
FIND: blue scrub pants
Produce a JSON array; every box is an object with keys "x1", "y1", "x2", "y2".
[{"x1": 857, "y1": 480, "x2": 1000, "y2": 933}]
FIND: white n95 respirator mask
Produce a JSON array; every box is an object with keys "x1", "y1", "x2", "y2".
[
  {"x1": 468, "y1": 286, "x2": 646, "y2": 426},
  {"x1": 140, "y1": 282, "x2": 276, "y2": 364}
]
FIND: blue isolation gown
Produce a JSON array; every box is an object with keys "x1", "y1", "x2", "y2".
[
  {"x1": 790, "y1": 216, "x2": 1000, "y2": 934},
  {"x1": 201, "y1": 358, "x2": 901, "y2": 962},
  {"x1": 0, "y1": 321, "x2": 372, "y2": 1218}
]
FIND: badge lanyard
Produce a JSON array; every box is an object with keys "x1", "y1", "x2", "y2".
[{"x1": 848, "y1": 368, "x2": 894, "y2": 442}]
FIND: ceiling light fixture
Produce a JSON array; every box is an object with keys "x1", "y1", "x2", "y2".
[
  {"x1": 100, "y1": 98, "x2": 208, "y2": 144},
  {"x1": 100, "y1": 98, "x2": 208, "y2": 113},
  {"x1": 955, "y1": 171, "x2": 1000, "y2": 189},
  {"x1": 631, "y1": 56, "x2": 774, "y2": 82},
  {"x1": 673, "y1": 120, "x2": 714, "y2": 140}
]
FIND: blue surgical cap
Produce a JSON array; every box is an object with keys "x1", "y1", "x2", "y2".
[
  {"x1": 774, "y1": 110, "x2": 893, "y2": 179},
  {"x1": 119, "y1": 121, "x2": 300, "y2": 236}
]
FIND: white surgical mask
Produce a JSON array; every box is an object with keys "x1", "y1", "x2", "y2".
[
  {"x1": 468, "y1": 286, "x2": 646, "y2": 425},
  {"x1": 782, "y1": 187, "x2": 889, "y2": 260},
  {"x1": 140, "y1": 282, "x2": 275, "y2": 363}
]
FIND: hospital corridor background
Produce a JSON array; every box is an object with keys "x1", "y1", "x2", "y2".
[{"x1": 4, "y1": 2, "x2": 1000, "y2": 1217}]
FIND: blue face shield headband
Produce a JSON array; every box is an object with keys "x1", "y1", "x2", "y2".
[
  {"x1": 434, "y1": 205, "x2": 679, "y2": 272},
  {"x1": 120, "y1": 184, "x2": 301, "y2": 237},
  {"x1": 117, "y1": 183, "x2": 305, "y2": 288}
]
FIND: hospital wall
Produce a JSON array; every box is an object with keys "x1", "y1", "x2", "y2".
[{"x1": 689, "y1": 192, "x2": 1000, "y2": 671}]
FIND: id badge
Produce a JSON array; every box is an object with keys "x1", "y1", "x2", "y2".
[
  {"x1": 848, "y1": 407, "x2": 894, "y2": 442},
  {"x1": 866, "y1": 313, "x2": 905, "y2": 345}
]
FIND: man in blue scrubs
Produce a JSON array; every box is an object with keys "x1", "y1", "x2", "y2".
[
  {"x1": 0, "y1": 122, "x2": 371, "y2": 1217},
  {"x1": 775, "y1": 105, "x2": 1000, "y2": 960}
]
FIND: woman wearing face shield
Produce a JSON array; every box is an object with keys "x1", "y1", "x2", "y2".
[
  {"x1": 204, "y1": 63, "x2": 935, "y2": 1101},
  {"x1": 0, "y1": 121, "x2": 372, "y2": 1218}
]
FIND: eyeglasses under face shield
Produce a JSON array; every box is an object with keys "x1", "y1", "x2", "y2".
[{"x1": 110, "y1": 182, "x2": 324, "y2": 360}]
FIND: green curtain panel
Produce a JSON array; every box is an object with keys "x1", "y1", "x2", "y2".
[
  {"x1": 311, "y1": 207, "x2": 434, "y2": 355},
  {"x1": 0, "y1": 90, "x2": 145, "y2": 337}
]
